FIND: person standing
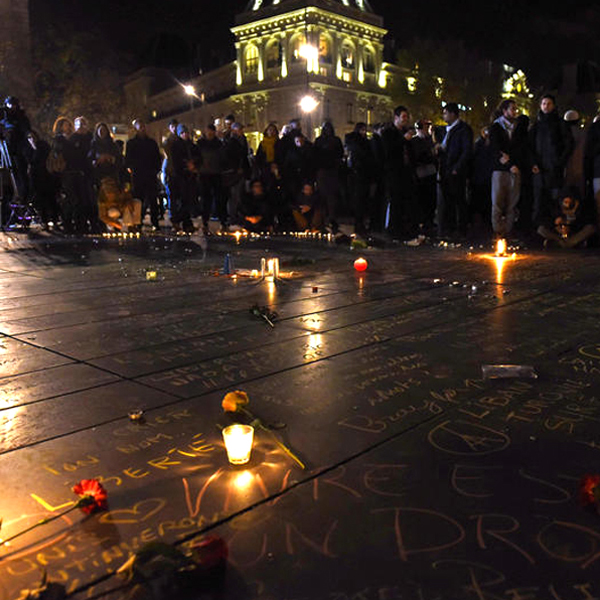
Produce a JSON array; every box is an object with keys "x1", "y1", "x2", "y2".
[
  {"x1": 411, "y1": 119, "x2": 437, "y2": 234},
  {"x1": 470, "y1": 127, "x2": 493, "y2": 238},
  {"x1": 382, "y1": 106, "x2": 417, "y2": 239},
  {"x1": 345, "y1": 122, "x2": 374, "y2": 236},
  {"x1": 196, "y1": 124, "x2": 225, "y2": 234},
  {"x1": 314, "y1": 121, "x2": 344, "y2": 233},
  {"x1": 125, "y1": 119, "x2": 162, "y2": 230},
  {"x1": 168, "y1": 123, "x2": 201, "y2": 233},
  {"x1": 24, "y1": 130, "x2": 59, "y2": 228},
  {"x1": 0, "y1": 96, "x2": 31, "y2": 201},
  {"x1": 489, "y1": 99, "x2": 529, "y2": 239},
  {"x1": 436, "y1": 102, "x2": 473, "y2": 239},
  {"x1": 529, "y1": 94, "x2": 574, "y2": 227},
  {"x1": 222, "y1": 122, "x2": 251, "y2": 226}
]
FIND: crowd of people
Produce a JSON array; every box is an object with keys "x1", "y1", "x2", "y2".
[{"x1": 2, "y1": 93, "x2": 600, "y2": 248}]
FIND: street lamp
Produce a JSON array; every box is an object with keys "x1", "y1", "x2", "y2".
[{"x1": 299, "y1": 94, "x2": 319, "y2": 113}]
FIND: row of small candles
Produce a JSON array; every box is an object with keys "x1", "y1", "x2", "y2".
[
  {"x1": 217, "y1": 231, "x2": 335, "y2": 243},
  {"x1": 102, "y1": 232, "x2": 141, "y2": 239}
]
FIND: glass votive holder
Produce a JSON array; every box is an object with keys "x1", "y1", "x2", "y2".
[{"x1": 222, "y1": 424, "x2": 254, "y2": 465}]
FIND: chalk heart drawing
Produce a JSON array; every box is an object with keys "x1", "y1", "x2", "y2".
[{"x1": 99, "y1": 498, "x2": 167, "y2": 525}]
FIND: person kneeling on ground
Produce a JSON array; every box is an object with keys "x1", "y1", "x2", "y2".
[
  {"x1": 292, "y1": 182, "x2": 323, "y2": 232},
  {"x1": 97, "y1": 177, "x2": 142, "y2": 232},
  {"x1": 239, "y1": 179, "x2": 273, "y2": 233},
  {"x1": 537, "y1": 187, "x2": 596, "y2": 248}
]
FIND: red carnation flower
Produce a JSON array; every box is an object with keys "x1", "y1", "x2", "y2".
[
  {"x1": 72, "y1": 479, "x2": 108, "y2": 514},
  {"x1": 579, "y1": 474, "x2": 600, "y2": 508}
]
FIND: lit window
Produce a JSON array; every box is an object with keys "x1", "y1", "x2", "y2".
[
  {"x1": 291, "y1": 35, "x2": 307, "y2": 63},
  {"x1": 266, "y1": 41, "x2": 282, "y2": 69},
  {"x1": 319, "y1": 67, "x2": 329, "y2": 77},
  {"x1": 319, "y1": 35, "x2": 332, "y2": 64},
  {"x1": 364, "y1": 48, "x2": 375, "y2": 73},
  {"x1": 245, "y1": 45, "x2": 259, "y2": 74},
  {"x1": 342, "y1": 71, "x2": 353, "y2": 82},
  {"x1": 406, "y1": 76, "x2": 417, "y2": 93},
  {"x1": 341, "y1": 43, "x2": 354, "y2": 69}
]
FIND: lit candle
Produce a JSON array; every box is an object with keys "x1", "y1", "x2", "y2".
[
  {"x1": 222, "y1": 424, "x2": 254, "y2": 465},
  {"x1": 146, "y1": 271, "x2": 157, "y2": 281},
  {"x1": 354, "y1": 257, "x2": 368, "y2": 272},
  {"x1": 261, "y1": 258, "x2": 267, "y2": 278},
  {"x1": 234, "y1": 231, "x2": 242, "y2": 244},
  {"x1": 273, "y1": 258, "x2": 280, "y2": 279},
  {"x1": 496, "y1": 239, "x2": 507, "y2": 256}
]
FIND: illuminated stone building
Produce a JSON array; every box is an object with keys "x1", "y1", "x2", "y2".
[{"x1": 126, "y1": 0, "x2": 396, "y2": 147}]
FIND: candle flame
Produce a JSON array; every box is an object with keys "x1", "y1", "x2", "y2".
[{"x1": 496, "y1": 239, "x2": 507, "y2": 256}]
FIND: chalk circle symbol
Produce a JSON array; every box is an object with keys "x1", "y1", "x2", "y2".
[{"x1": 428, "y1": 420, "x2": 510, "y2": 456}]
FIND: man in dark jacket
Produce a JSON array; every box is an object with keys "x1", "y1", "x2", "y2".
[
  {"x1": 381, "y1": 105, "x2": 417, "y2": 238},
  {"x1": 222, "y1": 122, "x2": 251, "y2": 225},
  {"x1": 125, "y1": 119, "x2": 162, "y2": 229},
  {"x1": 168, "y1": 124, "x2": 200, "y2": 233},
  {"x1": 314, "y1": 121, "x2": 344, "y2": 233},
  {"x1": 489, "y1": 99, "x2": 529, "y2": 238},
  {"x1": 345, "y1": 122, "x2": 374, "y2": 236},
  {"x1": 529, "y1": 94, "x2": 574, "y2": 226},
  {"x1": 196, "y1": 124, "x2": 225, "y2": 234},
  {"x1": 437, "y1": 102, "x2": 473, "y2": 238}
]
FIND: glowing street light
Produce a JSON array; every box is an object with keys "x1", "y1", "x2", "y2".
[
  {"x1": 183, "y1": 84, "x2": 196, "y2": 96},
  {"x1": 300, "y1": 94, "x2": 319, "y2": 113}
]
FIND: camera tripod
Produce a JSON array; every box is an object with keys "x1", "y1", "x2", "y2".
[{"x1": 0, "y1": 137, "x2": 37, "y2": 231}]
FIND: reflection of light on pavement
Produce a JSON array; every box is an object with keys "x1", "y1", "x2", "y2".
[
  {"x1": 234, "y1": 471, "x2": 254, "y2": 490},
  {"x1": 0, "y1": 405, "x2": 24, "y2": 441},
  {"x1": 481, "y1": 252, "x2": 519, "y2": 286},
  {"x1": 307, "y1": 333, "x2": 322, "y2": 350},
  {"x1": 267, "y1": 281, "x2": 276, "y2": 302},
  {"x1": 303, "y1": 314, "x2": 322, "y2": 330},
  {"x1": 357, "y1": 276, "x2": 365, "y2": 297}
]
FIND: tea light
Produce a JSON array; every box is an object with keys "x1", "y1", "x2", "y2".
[
  {"x1": 146, "y1": 271, "x2": 157, "y2": 281},
  {"x1": 222, "y1": 424, "x2": 254, "y2": 465},
  {"x1": 354, "y1": 257, "x2": 368, "y2": 272}
]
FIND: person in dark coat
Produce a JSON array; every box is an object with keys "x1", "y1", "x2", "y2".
[
  {"x1": 315, "y1": 121, "x2": 344, "y2": 232},
  {"x1": 0, "y1": 96, "x2": 31, "y2": 202},
  {"x1": 470, "y1": 126, "x2": 493, "y2": 238},
  {"x1": 24, "y1": 130, "x2": 59, "y2": 228},
  {"x1": 381, "y1": 105, "x2": 418, "y2": 239},
  {"x1": 369, "y1": 123, "x2": 387, "y2": 233},
  {"x1": 168, "y1": 123, "x2": 201, "y2": 233},
  {"x1": 283, "y1": 133, "x2": 316, "y2": 199},
  {"x1": 411, "y1": 119, "x2": 437, "y2": 234},
  {"x1": 50, "y1": 116, "x2": 82, "y2": 233},
  {"x1": 222, "y1": 122, "x2": 251, "y2": 225},
  {"x1": 489, "y1": 99, "x2": 530, "y2": 238},
  {"x1": 196, "y1": 124, "x2": 225, "y2": 234},
  {"x1": 529, "y1": 94, "x2": 574, "y2": 227},
  {"x1": 125, "y1": 119, "x2": 162, "y2": 229},
  {"x1": 436, "y1": 102, "x2": 473, "y2": 238},
  {"x1": 345, "y1": 122, "x2": 375, "y2": 236},
  {"x1": 292, "y1": 181, "x2": 323, "y2": 232},
  {"x1": 239, "y1": 179, "x2": 273, "y2": 233}
]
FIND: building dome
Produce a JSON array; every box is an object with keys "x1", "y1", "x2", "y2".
[{"x1": 246, "y1": 0, "x2": 374, "y2": 13}]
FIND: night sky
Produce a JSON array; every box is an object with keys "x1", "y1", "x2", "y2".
[{"x1": 31, "y1": 0, "x2": 600, "y2": 85}]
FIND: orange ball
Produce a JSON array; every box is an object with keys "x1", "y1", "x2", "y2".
[{"x1": 354, "y1": 257, "x2": 368, "y2": 272}]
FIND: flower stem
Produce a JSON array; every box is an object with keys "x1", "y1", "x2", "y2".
[
  {"x1": 238, "y1": 407, "x2": 305, "y2": 469},
  {"x1": 1, "y1": 503, "x2": 79, "y2": 547}
]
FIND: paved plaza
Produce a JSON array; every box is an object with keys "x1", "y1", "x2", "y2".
[{"x1": 0, "y1": 231, "x2": 600, "y2": 599}]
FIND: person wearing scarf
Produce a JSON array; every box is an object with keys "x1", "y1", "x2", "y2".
[{"x1": 489, "y1": 99, "x2": 530, "y2": 238}]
